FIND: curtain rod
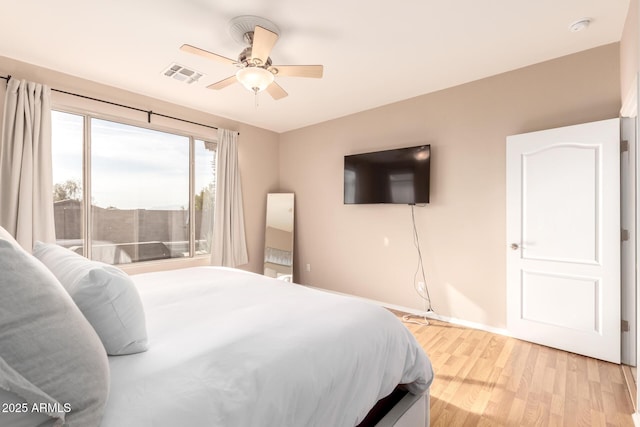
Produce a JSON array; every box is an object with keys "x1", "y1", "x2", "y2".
[{"x1": 1, "y1": 74, "x2": 239, "y2": 135}]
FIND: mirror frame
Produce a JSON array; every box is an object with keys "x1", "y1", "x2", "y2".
[{"x1": 263, "y1": 193, "x2": 295, "y2": 281}]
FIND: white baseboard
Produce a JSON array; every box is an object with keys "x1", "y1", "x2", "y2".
[
  {"x1": 304, "y1": 285, "x2": 510, "y2": 337},
  {"x1": 633, "y1": 412, "x2": 640, "y2": 426}
]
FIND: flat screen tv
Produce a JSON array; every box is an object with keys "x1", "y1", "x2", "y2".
[{"x1": 344, "y1": 145, "x2": 430, "y2": 204}]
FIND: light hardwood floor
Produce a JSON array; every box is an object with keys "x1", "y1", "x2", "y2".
[{"x1": 399, "y1": 316, "x2": 634, "y2": 427}]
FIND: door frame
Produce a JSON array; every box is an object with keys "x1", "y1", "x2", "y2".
[
  {"x1": 621, "y1": 115, "x2": 637, "y2": 367},
  {"x1": 620, "y1": 72, "x2": 639, "y2": 420}
]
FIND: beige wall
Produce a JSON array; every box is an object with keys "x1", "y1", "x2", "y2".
[
  {"x1": 620, "y1": 0, "x2": 639, "y2": 104},
  {"x1": 279, "y1": 44, "x2": 621, "y2": 329},
  {"x1": 0, "y1": 42, "x2": 624, "y2": 329},
  {"x1": 0, "y1": 55, "x2": 280, "y2": 274}
]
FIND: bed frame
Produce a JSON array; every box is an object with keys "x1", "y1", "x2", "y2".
[
  {"x1": 378, "y1": 392, "x2": 429, "y2": 427},
  {"x1": 0, "y1": 387, "x2": 430, "y2": 427},
  {"x1": 358, "y1": 386, "x2": 430, "y2": 427}
]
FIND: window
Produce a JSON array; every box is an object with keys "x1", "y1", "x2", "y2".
[
  {"x1": 52, "y1": 111, "x2": 84, "y2": 247},
  {"x1": 51, "y1": 110, "x2": 216, "y2": 265}
]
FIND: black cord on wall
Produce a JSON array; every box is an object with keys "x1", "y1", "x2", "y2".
[{"x1": 402, "y1": 204, "x2": 435, "y2": 326}]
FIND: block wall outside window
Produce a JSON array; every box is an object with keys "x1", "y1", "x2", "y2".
[{"x1": 51, "y1": 110, "x2": 216, "y2": 265}]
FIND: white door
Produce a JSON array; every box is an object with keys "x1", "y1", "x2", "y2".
[{"x1": 506, "y1": 118, "x2": 620, "y2": 363}]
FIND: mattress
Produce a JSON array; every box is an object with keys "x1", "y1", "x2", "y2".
[{"x1": 101, "y1": 267, "x2": 433, "y2": 427}]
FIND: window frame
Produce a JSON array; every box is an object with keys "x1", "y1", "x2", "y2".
[{"x1": 52, "y1": 105, "x2": 217, "y2": 271}]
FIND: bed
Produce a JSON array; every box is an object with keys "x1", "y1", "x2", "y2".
[
  {"x1": 103, "y1": 267, "x2": 433, "y2": 426},
  {"x1": 0, "y1": 232, "x2": 433, "y2": 427}
]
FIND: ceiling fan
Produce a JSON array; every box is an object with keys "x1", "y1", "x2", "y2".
[{"x1": 180, "y1": 16, "x2": 323, "y2": 100}]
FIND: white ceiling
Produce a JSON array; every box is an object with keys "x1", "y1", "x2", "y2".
[{"x1": 0, "y1": 0, "x2": 630, "y2": 133}]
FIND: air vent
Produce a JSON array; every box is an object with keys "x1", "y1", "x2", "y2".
[{"x1": 162, "y1": 63, "x2": 204, "y2": 84}]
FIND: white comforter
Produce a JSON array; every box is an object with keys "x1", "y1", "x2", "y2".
[{"x1": 101, "y1": 267, "x2": 433, "y2": 427}]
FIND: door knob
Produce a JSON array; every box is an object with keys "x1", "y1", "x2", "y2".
[{"x1": 510, "y1": 243, "x2": 519, "y2": 250}]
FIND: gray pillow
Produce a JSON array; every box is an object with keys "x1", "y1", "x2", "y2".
[
  {"x1": 0, "y1": 237, "x2": 110, "y2": 427},
  {"x1": 33, "y1": 241, "x2": 149, "y2": 355},
  {"x1": 0, "y1": 225, "x2": 18, "y2": 247},
  {"x1": 0, "y1": 357, "x2": 59, "y2": 427}
]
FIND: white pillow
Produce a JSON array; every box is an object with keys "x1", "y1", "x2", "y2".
[
  {"x1": 0, "y1": 236, "x2": 110, "y2": 427},
  {"x1": 33, "y1": 241, "x2": 149, "y2": 355}
]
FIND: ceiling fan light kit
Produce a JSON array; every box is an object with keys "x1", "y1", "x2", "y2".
[
  {"x1": 236, "y1": 67, "x2": 274, "y2": 93},
  {"x1": 180, "y1": 15, "x2": 323, "y2": 101}
]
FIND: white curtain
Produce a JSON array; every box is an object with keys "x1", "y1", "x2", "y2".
[
  {"x1": 0, "y1": 78, "x2": 54, "y2": 251},
  {"x1": 210, "y1": 128, "x2": 248, "y2": 267},
  {"x1": 197, "y1": 140, "x2": 216, "y2": 255}
]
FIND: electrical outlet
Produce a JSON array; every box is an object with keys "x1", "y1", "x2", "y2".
[{"x1": 306, "y1": 263, "x2": 311, "y2": 272}]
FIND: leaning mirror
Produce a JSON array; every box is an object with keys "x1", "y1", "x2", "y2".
[{"x1": 263, "y1": 193, "x2": 294, "y2": 281}]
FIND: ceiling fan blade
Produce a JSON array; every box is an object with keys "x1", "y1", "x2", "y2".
[
  {"x1": 180, "y1": 44, "x2": 237, "y2": 66},
  {"x1": 269, "y1": 65, "x2": 323, "y2": 78},
  {"x1": 251, "y1": 26, "x2": 278, "y2": 65},
  {"x1": 207, "y1": 75, "x2": 237, "y2": 90},
  {"x1": 266, "y1": 82, "x2": 288, "y2": 100}
]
